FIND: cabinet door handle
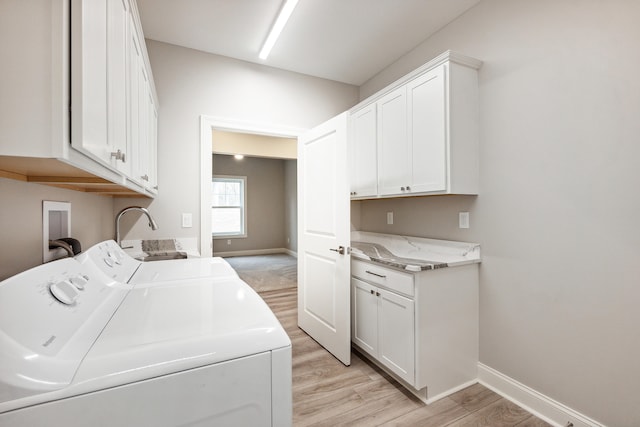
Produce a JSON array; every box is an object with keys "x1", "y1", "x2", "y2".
[
  {"x1": 110, "y1": 149, "x2": 126, "y2": 163},
  {"x1": 406, "y1": 186, "x2": 411, "y2": 191},
  {"x1": 400, "y1": 186, "x2": 405, "y2": 191},
  {"x1": 370, "y1": 289, "x2": 375, "y2": 295},
  {"x1": 141, "y1": 174, "x2": 149, "y2": 181},
  {"x1": 365, "y1": 270, "x2": 386, "y2": 278},
  {"x1": 376, "y1": 291, "x2": 380, "y2": 297}
]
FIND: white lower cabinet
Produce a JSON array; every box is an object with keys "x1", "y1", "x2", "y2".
[
  {"x1": 352, "y1": 277, "x2": 414, "y2": 384},
  {"x1": 351, "y1": 259, "x2": 479, "y2": 403}
]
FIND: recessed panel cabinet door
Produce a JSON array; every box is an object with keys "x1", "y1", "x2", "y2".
[
  {"x1": 71, "y1": 0, "x2": 110, "y2": 164},
  {"x1": 351, "y1": 277, "x2": 378, "y2": 356},
  {"x1": 377, "y1": 87, "x2": 409, "y2": 196},
  {"x1": 378, "y1": 287, "x2": 415, "y2": 385},
  {"x1": 407, "y1": 65, "x2": 447, "y2": 193},
  {"x1": 107, "y1": 0, "x2": 130, "y2": 175},
  {"x1": 298, "y1": 112, "x2": 351, "y2": 366},
  {"x1": 349, "y1": 104, "x2": 377, "y2": 198}
]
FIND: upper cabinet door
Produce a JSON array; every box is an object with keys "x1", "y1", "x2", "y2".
[
  {"x1": 377, "y1": 87, "x2": 409, "y2": 196},
  {"x1": 107, "y1": 0, "x2": 130, "y2": 176},
  {"x1": 407, "y1": 65, "x2": 447, "y2": 193},
  {"x1": 349, "y1": 104, "x2": 377, "y2": 198},
  {"x1": 71, "y1": 0, "x2": 110, "y2": 165}
]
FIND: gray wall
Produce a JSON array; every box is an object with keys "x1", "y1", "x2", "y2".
[
  {"x1": 357, "y1": 1, "x2": 640, "y2": 425},
  {"x1": 0, "y1": 178, "x2": 114, "y2": 280},
  {"x1": 212, "y1": 154, "x2": 290, "y2": 254},
  {"x1": 118, "y1": 41, "x2": 358, "y2": 246}
]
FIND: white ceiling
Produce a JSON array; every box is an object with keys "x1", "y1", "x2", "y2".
[{"x1": 137, "y1": 0, "x2": 480, "y2": 86}]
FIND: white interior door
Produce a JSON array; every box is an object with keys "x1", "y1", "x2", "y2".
[{"x1": 298, "y1": 112, "x2": 351, "y2": 366}]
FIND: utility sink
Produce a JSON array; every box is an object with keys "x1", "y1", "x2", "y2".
[{"x1": 137, "y1": 252, "x2": 188, "y2": 262}]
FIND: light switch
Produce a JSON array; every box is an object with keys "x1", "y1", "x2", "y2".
[
  {"x1": 182, "y1": 213, "x2": 192, "y2": 228},
  {"x1": 387, "y1": 212, "x2": 394, "y2": 225},
  {"x1": 459, "y1": 212, "x2": 470, "y2": 229}
]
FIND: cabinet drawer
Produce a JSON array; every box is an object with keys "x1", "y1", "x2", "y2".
[{"x1": 351, "y1": 260, "x2": 414, "y2": 297}]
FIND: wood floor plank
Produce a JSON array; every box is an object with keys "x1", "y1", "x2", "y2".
[
  {"x1": 381, "y1": 397, "x2": 470, "y2": 427},
  {"x1": 314, "y1": 386, "x2": 423, "y2": 427},
  {"x1": 448, "y1": 382, "x2": 502, "y2": 412},
  {"x1": 445, "y1": 398, "x2": 533, "y2": 427},
  {"x1": 514, "y1": 415, "x2": 555, "y2": 427}
]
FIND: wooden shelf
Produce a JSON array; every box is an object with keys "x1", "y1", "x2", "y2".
[{"x1": 0, "y1": 156, "x2": 150, "y2": 198}]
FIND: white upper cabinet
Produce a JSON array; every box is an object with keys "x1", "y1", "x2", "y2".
[
  {"x1": 0, "y1": 0, "x2": 158, "y2": 197},
  {"x1": 349, "y1": 103, "x2": 377, "y2": 198},
  {"x1": 349, "y1": 51, "x2": 481, "y2": 199}
]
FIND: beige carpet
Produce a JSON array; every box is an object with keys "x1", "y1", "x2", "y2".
[{"x1": 224, "y1": 253, "x2": 297, "y2": 292}]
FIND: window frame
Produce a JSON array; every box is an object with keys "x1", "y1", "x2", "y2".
[{"x1": 211, "y1": 175, "x2": 247, "y2": 239}]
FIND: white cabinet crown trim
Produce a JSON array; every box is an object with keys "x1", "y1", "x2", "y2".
[{"x1": 351, "y1": 50, "x2": 482, "y2": 113}]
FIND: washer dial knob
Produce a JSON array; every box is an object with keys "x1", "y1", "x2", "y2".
[
  {"x1": 49, "y1": 280, "x2": 79, "y2": 305},
  {"x1": 69, "y1": 275, "x2": 88, "y2": 290}
]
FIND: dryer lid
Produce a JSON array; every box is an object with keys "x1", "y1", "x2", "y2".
[{"x1": 73, "y1": 277, "x2": 290, "y2": 390}]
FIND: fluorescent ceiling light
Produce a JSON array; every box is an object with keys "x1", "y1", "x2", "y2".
[{"x1": 259, "y1": 0, "x2": 299, "y2": 60}]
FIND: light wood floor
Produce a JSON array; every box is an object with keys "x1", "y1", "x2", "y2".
[{"x1": 259, "y1": 287, "x2": 552, "y2": 427}]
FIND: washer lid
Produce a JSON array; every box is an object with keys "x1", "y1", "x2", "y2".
[
  {"x1": 73, "y1": 277, "x2": 290, "y2": 391},
  {"x1": 130, "y1": 257, "x2": 238, "y2": 284}
]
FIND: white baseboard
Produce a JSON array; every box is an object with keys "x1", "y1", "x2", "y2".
[
  {"x1": 214, "y1": 247, "x2": 297, "y2": 258},
  {"x1": 478, "y1": 363, "x2": 605, "y2": 427}
]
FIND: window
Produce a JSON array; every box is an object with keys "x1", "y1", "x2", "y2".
[{"x1": 212, "y1": 176, "x2": 246, "y2": 238}]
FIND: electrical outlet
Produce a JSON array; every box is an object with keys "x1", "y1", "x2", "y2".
[
  {"x1": 227, "y1": 239, "x2": 231, "y2": 245},
  {"x1": 181, "y1": 213, "x2": 192, "y2": 228},
  {"x1": 387, "y1": 212, "x2": 394, "y2": 225},
  {"x1": 459, "y1": 212, "x2": 470, "y2": 229}
]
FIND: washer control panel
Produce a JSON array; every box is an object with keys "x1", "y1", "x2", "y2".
[
  {"x1": 0, "y1": 255, "x2": 132, "y2": 394},
  {"x1": 77, "y1": 240, "x2": 141, "y2": 284},
  {"x1": 0, "y1": 258, "x2": 130, "y2": 356}
]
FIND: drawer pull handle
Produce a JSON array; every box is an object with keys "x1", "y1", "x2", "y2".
[{"x1": 365, "y1": 270, "x2": 386, "y2": 278}]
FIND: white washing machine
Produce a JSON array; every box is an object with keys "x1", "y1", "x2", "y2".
[
  {"x1": 76, "y1": 240, "x2": 240, "y2": 285},
  {"x1": 0, "y1": 242, "x2": 292, "y2": 427}
]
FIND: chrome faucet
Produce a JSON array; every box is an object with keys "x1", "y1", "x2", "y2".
[{"x1": 115, "y1": 206, "x2": 159, "y2": 246}]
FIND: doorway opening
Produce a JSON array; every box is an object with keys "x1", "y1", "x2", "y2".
[{"x1": 199, "y1": 116, "x2": 305, "y2": 258}]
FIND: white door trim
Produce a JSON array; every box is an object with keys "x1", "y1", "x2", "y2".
[{"x1": 199, "y1": 115, "x2": 306, "y2": 257}]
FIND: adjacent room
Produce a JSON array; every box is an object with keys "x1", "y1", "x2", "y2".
[{"x1": 211, "y1": 130, "x2": 298, "y2": 293}]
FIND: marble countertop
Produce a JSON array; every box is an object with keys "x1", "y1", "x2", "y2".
[{"x1": 351, "y1": 231, "x2": 481, "y2": 272}]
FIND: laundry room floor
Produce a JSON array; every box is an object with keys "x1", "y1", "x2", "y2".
[
  {"x1": 259, "y1": 287, "x2": 552, "y2": 427},
  {"x1": 224, "y1": 254, "x2": 297, "y2": 292}
]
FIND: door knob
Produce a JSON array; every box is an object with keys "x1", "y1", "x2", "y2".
[{"x1": 329, "y1": 246, "x2": 345, "y2": 255}]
